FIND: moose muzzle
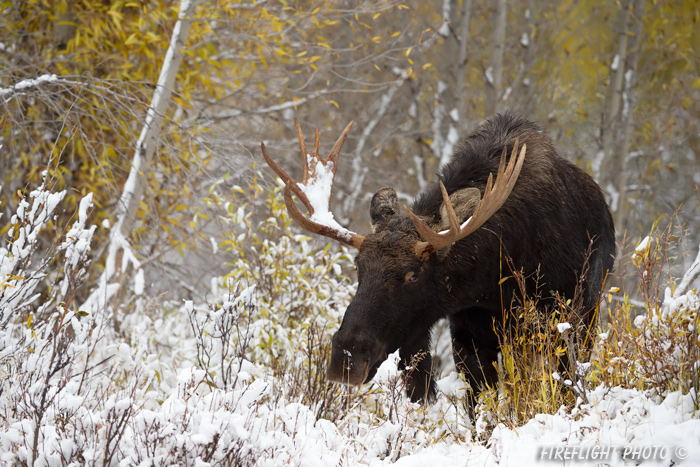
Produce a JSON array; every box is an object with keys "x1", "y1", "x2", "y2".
[{"x1": 327, "y1": 331, "x2": 385, "y2": 386}]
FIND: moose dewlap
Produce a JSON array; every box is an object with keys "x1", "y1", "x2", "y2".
[{"x1": 261, "y1": 113, "x2": 615, "y2": 403}]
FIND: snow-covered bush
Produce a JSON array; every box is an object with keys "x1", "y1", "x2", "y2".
[
  {"x1": 0, "y1": 184, "x2": 102, "y2": 465},
  {"x1": 1, "y1": 178, "x2": 698, "y2": 465},
  {"x1": 594, "y1": 228, "x2": 700, "y2": 403},
  {"x1": 206, "y1": 177, "x2": 365, "y2": 418}
]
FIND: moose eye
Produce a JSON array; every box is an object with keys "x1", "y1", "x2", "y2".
[{"x1": 404, "y1": 271, "x2": 418, "y2": 284}]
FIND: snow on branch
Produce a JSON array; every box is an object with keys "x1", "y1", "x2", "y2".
[
  {"x1": 0, "y1": 74, "x2": 58, "y2": 99},
  {"x1": 1, "y1": 183, "x2": 95, "y2": 328},
  {"x1": 673, "y1": 244, "x2": 700, "y2": 300},
  {"x1": 81, "y1": 0, "x2": 198, "y2": 315}
]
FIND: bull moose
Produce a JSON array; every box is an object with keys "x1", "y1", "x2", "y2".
[{"x1": 261, "y1": 113, "x2": 615, "y2": 403}]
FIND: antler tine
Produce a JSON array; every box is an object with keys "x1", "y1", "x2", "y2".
[
  {"x1": 294, "y1": 118, "x2": 312, "y2": 186},
  {"x1": 260, "y1": 141, "x2": 300, "y2": 196},
  {"x1": 406, "y1": 140, "x2": 527, "y2": 255},
  {"x1": 313, "y1": 128, "x2": 320, "y2": 157},
  {"x1": 327, "y1": 121, "x2": 354, "y2": 166},
  {"x1": 294, "y1": 118, "x2": 308, "y2": 160},
  {"x1": 261, "y1": 120, "x2": 365, "y2": 249}
]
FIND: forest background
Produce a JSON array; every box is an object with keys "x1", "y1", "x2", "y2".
[
  {"x1": 2, "y1": 0, "x2": 698, "y2": 302},
  {"x1": 0, "y1": 0, "x2": 699, "y2": 464}
]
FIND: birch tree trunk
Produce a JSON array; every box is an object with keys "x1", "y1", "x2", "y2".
[
  {"x1": 429, "y1": 0, "x2": 472, "y2": 169},
  {"x1": 600, "y1": 0, "x2": 632, "y2": 175},
  {"x1": 485, "y1": 0, "x2": 507, "y2": 116},
  {"x1": 340, "y1": 76, "x2": 406, "y2": 223},
  {"x1": 613, "y1": 0, "x2": 646, "y2": 241},
  {"x1": 455, "y1": 0, "x2": 472, "y2": 125},
  {"x1": 82, "y1": 0, "x2": 198, "y2": 314}
]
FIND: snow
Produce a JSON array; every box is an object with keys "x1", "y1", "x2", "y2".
[
  {"x1": 297, "y1": 154, "x2": 357, "y2": 242},
  {"x1": 636, "y1": 235, "x2": 651, "y2": 253},
  {"x1": 672, "y1": 244, "x2": 700, "y2": 299},
  {"x1": 449, "y1": 108, "x2": 459, "y2": 123},
  {"x1": 371, "y1": 350, "x2": 401, "y2": 385},
  {"x1": 436, "y1": 372, "x2": 467, "y2": 398},
  {"x1": 438, "y1": 215, "x2": 473, "y2": 235},
  {"x1": 557, "y1": 322, "x2": 571, "y2": 333},
  {"x1": 520, "y1": 32, "x2": 529, "y2": 48},
  {"x1": 611, "y1": 54, "x2": 620, "y2": 71},
  {"x1": 2, "y1": 186, "x2": 699, "y2": 466},
  {"x1": 134, "y1": 268, "x2": 145, "y2": 295},
  {"x1": 501, "y1": 86, "x2": 512, "y2": 101},
  {"x1": 0, "y1": 74, "x2": 58, "y2": 97},
  {"x1": 438, "y1": 0, "x2": 450, "y2": 37},
  {"x1": 484, "y1": 67, "x2": 494, "y2": 85}
]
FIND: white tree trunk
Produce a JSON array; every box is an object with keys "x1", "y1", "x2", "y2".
[
  {"x1": 613, "y1": 0, "x2": 646, "y2": 240},
  {"x1": 340, "y1": 76, "x2": 406, "y2": 222},
  {"x1": 455, "y1": 0, "x2": 472, "y2": 125},
  {"x1": 82, "y1": 0, "x2": 198, "y2": 314},
  {"x1": 485, "y1": 0, "x2": 507, "y2": 116}
]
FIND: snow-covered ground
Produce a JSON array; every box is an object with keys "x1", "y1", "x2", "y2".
[{"x1": 1, "y1": 186, "x2": 698, "y2": 466}]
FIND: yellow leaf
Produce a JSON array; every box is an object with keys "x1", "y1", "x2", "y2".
[
  {"x1": 27, "y1": 314, "x2": 32, "y2": 329},
  {"x1": 422, "y1": 63, "x2": 432, "y2": 70},
  {"x1": 329, "y1": 100, "x2": 339, "y2": 108},
  {"x1": 405, "y1": 47, "x2": 412, "y2": 57},
  {"x1": 693, "y1": 77, "x2": 700, "y2": 88},
  {"x1": 391, "y1": 31, "x2": 401, "y2": 38},
  {"x1": 124, "y1": 33, "x2": 138, "y2": 46}
]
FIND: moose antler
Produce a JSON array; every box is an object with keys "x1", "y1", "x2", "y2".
[
  {"x1": 405, "y1": 140, "x2": 527, "y2": 256},
  {"x1": 261, "y1": 119, "x2": 365, "y2": 249}
]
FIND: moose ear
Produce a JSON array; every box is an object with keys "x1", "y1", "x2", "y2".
[
  {"x1": 437, "y1": 187, "x2": 481, "y2": 232},
  {"x1": 370, "y1": 187, "x2": 400, "y2": 232}
]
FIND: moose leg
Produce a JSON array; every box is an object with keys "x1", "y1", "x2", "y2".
[
  {"x1": 448, "y1": 310, "x2": 500, "y2": 395},
  {"x1": 399, "y1": 331, "x2": 436, "y2": 403}
]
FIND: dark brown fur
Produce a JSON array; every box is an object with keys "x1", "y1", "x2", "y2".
[{"x1": 327, "y1": 114, "x2": 615, "y2": 402}]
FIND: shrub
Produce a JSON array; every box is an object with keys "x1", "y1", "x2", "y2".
[{"x1": 592, "y1": 222, "x2": 700, "y2": 404}]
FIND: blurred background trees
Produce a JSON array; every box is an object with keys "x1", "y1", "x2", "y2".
[{"x1": 1, "y1": 0, "x2": 698, "y2": 304}]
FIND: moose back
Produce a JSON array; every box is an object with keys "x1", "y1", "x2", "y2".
[{"x1": 261, "y1": 113, "x2": 615, "y2": 402}]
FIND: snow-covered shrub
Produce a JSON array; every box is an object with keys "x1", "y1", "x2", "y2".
[
  {"x1": 205, "y1": 176, "x2": 361, "y2": 418},
  {"x1": 2, "y1": 177, "x2": 698, "y2": 465},
  {"x1": 186, "y1": 284, "x2": 257, "y2": 391},
  {"x1": 594, "y1": 228, "x2": 700, "y2": 403},
  {"x1": 0, "y1": 184, "x2": 102, "y2": 465}
]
